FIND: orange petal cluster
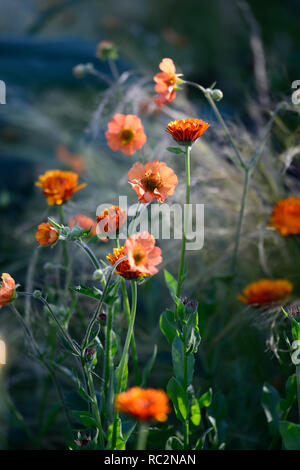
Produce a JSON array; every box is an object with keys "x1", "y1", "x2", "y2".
[
  {"x1": 238, "y1": 279, "x2": 293, "y2": 305},
  {"x1": 68, "y1": 214, "x2": 97, "y2": 236},
  {"x1": 96, "y1": 205, "x2": 126, "y2": 234},
  {"x1": 105, "y1": 114, "x2": 147, "y2": 156},
  {"x1": 106, "y1": 246, "x2": 148, "y2": 279},
  {"x1": 166, "y1": 118, "x2": 210, "y2": 145},
  {"x1": 115, "y1": 387, "x2": 170, "y2": 422},
  {"x1": 35, "y1": 222, "x2": 59, "y2": 245},
  {"x1": 35, "y1": 170, "x2": 86, "y2": 205},
  {"x1": 154, "y1": 58, "x2": 181, "y2": 107},
  {"x1": 270, "y1": 197, "x2": 300, "y2": 236},
  {"x1": 0, "y1": 273, "x2": 15, "y2": 309},
  {"x1": 124, "y1": 232, "x2": 162, "y2": 276},
  {"x1": 128, "y1": 160, "x2": 178, "y2": 203}
]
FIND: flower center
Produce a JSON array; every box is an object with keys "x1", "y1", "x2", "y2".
[
  {"x1": 141, "y1": 172, "x2": 161, "y2": 192},
  {"x1": 133, "y1": 248, "x2": 146, "y2": 266},
  {"x1": 166, "y1": 75, "x2": 176, "y2": 86},
  {"x1": 120, "y1": 128, "x2": 135, "y2": 144}
]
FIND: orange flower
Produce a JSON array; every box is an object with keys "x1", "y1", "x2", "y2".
[
  {"x1": 56, "y1": 145, "x2": 85, "y2": 174},
  {"x1": 124, "y1": 232, "x2": 162, "y2": 276},
  {"x1": 128, "y1": 160, "x2": 178, "y2": 203},
  {"x1": 115, "y1": 387, "x2": 170, "y2": 422},
  {"x1": 106, "y1": 246, "x2": 148, "y2": 279},
  {"x1": 35, "y1": 170, "x2": 86, "y2": 205},
  {"x1": 96, "y1": 205, "x2": 126, "y2": 234},
  {"x1": 154, "y1": 58, "x2": 182, "y2": 107},
  {"x1": 166, "y1": 118, "x2": 210, "y2": 145},
  {"x1": 105, "y1": 114, "x2": 147, "y2": 156},
  {"x1": 270, "y1": 198, "x2": 300, "y2": 236},
  {"x1": 238, "y1": 279, "x2": 293, "y2": 306},
  {"x1": 0, "y1": 273, "x2": 15, "y2": 309},
  {"x1": 68, "y1": 214, "x2": 97, "y2": 236},
  {"x1": 35, "y1": 222, "x2": 59, "y2": 245}
]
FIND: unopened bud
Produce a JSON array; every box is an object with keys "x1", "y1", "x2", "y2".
[
  {"x1": 33, "y1": 290, "x2": 42, "y2": 298},
  {"x1": 93, "y1": 269, "x2": 105, "y2": 282},
  {"x1": 96, "y1": 41, "x2": 118, "y2": 61},
  {"x1": 97, "y1": 312, "x2": 107, "y2": 324},
  {"x1": 211, "y1": 89, "x2": 223, "y2": 102}
]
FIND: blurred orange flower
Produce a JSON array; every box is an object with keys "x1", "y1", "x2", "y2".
[
  {"x1": 270, "y1": 198, "x2": 300, "y2": 236},
  {"x1": 154, "y1": 58, "x2": 182, "y2": 107},
  {"x1": 36, "y1": 170, "x2": 86, "y2": 205},
  {"x1": 162, "y1": 28, "x2": 188, "y2": 48},
  {"x1": 56, "y1": 145, "x2": 85, "y2": 173},
  {"x1": 115, "y1": 387, "x2": 170, "y2": 422},
  {"x1": 128, "y1": 160, "x2": 178, "y2": 203},
  {"x1": 105, "y1": 114, "x2": 147, "y2": 156},
  {"x1": 166, "y1": 118, "x2": 210, "y2": 145},
  {"x1": 96, "y1": 205, "x2": 126, "y2": 233},
  {"x1": 0, "y1": 273, "x2": 15, "y2": 309},
  {"x1": 124, "y1": 232, "x2": 162, "y2": 276},
  {"x1": 107, "y1": 246, "x2": 148, "y2": 279},
  {"x1": 35, "y1": 222, "x2": 59, "y2": 245},
  {"x1": 238, "y1": 279, "x2": 293, "y2": 305},
  {"x1": 68, "y1": 214, "x2": 97, "y2": 236}
]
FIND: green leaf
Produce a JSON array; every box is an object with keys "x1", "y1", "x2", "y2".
[
  {"x1": 103, "y1": 279, "x2": 121, "y2": 305},
  {"x1": 107, "y1": 418, "x2": 125, "y2": 450},
  {"x1": 72, "y1": 410, "x2": 97, "y2": 429},
  {"x1": 140, "y1": 345, "x2": 157, "y2": 387},
  {"x1": 279, "y1": 420, "x2": 300, "y2": 450},
  {"x1": 115, "y1": 361, "x2": 128, "y2": 392},
  {"x1": 198, "y1": 388, "x2": 212, "y2": 408},
  {"x1": 172, "y1": 336, "x2": 194, "y2": 386},
  {"x1": 160, "y1": 309, "x2": 177, "y2": 345},
  {"x1": 279, "y1": 375, "x2": 297, "y2": 416},
  {"x1": 167, "y1": 377, "x2": 188, "y2": 422},
  {"x1": 164, "y1": 270, "x2": 177, "y2": 299},
  {"x1": 190, "y1": 398, "x2": 201, "y2": 426},
  {"x1": 194, "y1": 427, "x2": 213, "y2": 450},
  {"x1": 261, "y1": 383, "x2": 281, "y2": 436},
  {"x1": 291, "y1": 318, "x2": 300, "y2": 341},
  {"x1": 70, "y1": 284, "x2": 102, "y2": 300},
  {"x1": 167, "y1": 147, "x2": 184, "y2": 155},
  {"x1": 185, "y1": 312, "x2": 201, "y2": 353},
  {"x1": 166, "y1": 436, "x2": 184, "y2": 450}
]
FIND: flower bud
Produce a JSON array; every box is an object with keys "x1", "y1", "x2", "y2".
[
  {"x1": 93, "y1": 268, "x2": 105, "y2": 282},
  {"x1": 97, "y1": 312, "x2": 107, "y2": 324},
  {"x1": 211, "y1": 89, "x2": 223, "y2": 102},
  {"x1": 72, "y1": 64, "x2": 87, "y2": 78},
  {"x1": 96, "y1": 41, "x2": 118, "y2": 61},
  {"x1": 33, "y1": 290, "x2": 42, "y2": 298}
]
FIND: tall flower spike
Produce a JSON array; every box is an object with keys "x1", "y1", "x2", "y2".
[
  {"x1": 154, "y1": 58, "x2": 183, "y2": 107},
  {"x1": 166, "y1": 118, "x2": 210, "y2": 146},
  {"x1": 105, "y1": 114, "x2": 147, "y2": 156},
  {"x1": 128, "y1": 160, "x2": 178, "y2": 203},
  {"x1": 35, "y1": 170, "x2": 86, "y2": 205}
]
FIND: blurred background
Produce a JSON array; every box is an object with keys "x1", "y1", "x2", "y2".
[{"x1": 0, "y1": 0, "x2": 300, "y2": 450}]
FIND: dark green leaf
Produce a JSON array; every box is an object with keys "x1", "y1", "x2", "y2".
[
  {"x1": 279, "y1": 420, "x2": 300, "y2": 450},
  {"x1": 167, "y1": 377, "x2": 188, "y2": 422},
  {"x1": 70, "y1": 284, "x2": 102, "y2": 300},
  {"x1": 166, "y1": 436, "x2": 184, "y2": 450},
  {"x1": 261, "y1": 383, "x2": 281, "y2": 436},
  {"x1": 164, "y1": 270, "x2": 177, "y2": 299},
  {"x1": 167, "y1": 147, "x2": 184, "y2": 155},
  {"x1": 160, "y1": 309, "x2": 177, "y2": 345}
]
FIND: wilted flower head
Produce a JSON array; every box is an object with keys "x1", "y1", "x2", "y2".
[
  {"x1": 166, "y1": 118, "x2": 210, "y2": 146},
  {"x1": 154, "y1": 58, "x2": 182, "y2": 107},
  {"x1": 115, "y1": 387, "x2": 170, "y2": 422},
  {"x1": 270, "y1": 198, "x2": 300, "y2": 236},
  {"x1": 238, "y1": 279, "x2": 293, "y2": 306},
  {"x1": 35, "y1": 222, "x2": 59, "y2": 246},
  {"x1": 96, "y1": 205, "x2": 126, "y2": 233},
  {"x1": 68, "y1": 214, "x2": 96, "y2": 236},
  {"x1": 128, "y1": 160, "x2": 178, "y2": 203},
  {"x1": 35, "y1": 170, "x2": 86, "y2": 205},
  {"x1": 96, "y1": 40, "x2": 118, "y2": 60},
  {"x1": 105, "y1": 114, "x2": 147, "y2": 156},
  {"x1": 124, "y1": 232, "x2": 162, "y2": 276},
  {"x1": 0, "y1": 273, "x2": 15, "y2": 309}
]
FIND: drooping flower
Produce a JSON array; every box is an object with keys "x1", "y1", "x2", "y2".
[
  {"x1": 0, "y1": 273, "x2": 15, "y2": 309},
  {"x1": 128, "y1": 160, "x2": 178, "y2": 203},
  {"x1": 238, "y1": 279, "x2": 293, "y2": 306},
  {"x1": 105, "y1": 114, "x2": 147, "y2": 156},
  {"x1": 35, "y1": 222, "x2": 59, "y2": 245},
  {"x1": 68, "y1": 214, "x2": 97, "y2": 236},
  {"x1": 124, "y1": 232, "x2": 162, "y2": 276},
  {"x1": 166, "y1": 118, "x2": 210, "y2": 146},
  {"x1": 96, "y1": 205, "x2": 126, "y2": 233},
  {"x1": 56, "y1": 145, "x2": 85, "y2": 173},
  {"x1": 106, "y1": 246, "x2": 148, "y2": 279},
  {"x1": 115, "y1": 387, "x2": 170, "y2": 422},
  {"x1": 154, "y1": 58, "x2": 182, "y2": 107},
  {"x1": 270, "y1": 198, "x2": 300, "y2": 236},
  {"x1": 36, "y1": 170, "x2": 86, "y2": 205}
]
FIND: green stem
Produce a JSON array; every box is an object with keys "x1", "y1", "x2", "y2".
[
  {"x1": 111, "y1": 281, "x2": 138, "y2": 450},
  {"x1": 183, "y1": 350, "x2": 189, "y2": 449},
  {"x1": 121, "y1": 279, "x2": 140, "y2": 384},
  {"x1": 296, "y1": 365, "x2": 300, "y2": 424},
  {"x1": 136, "y1": 422, "x2": 149, "y2": 450},
  {"x1": 103, "y1": 305, "x2": 113, "y2": 400},
  {"x1": 175, "y1": 145, "x2": 191, "y2": 314},
  {"x1": 75, "y1": 240, "x2": 101, "y2": 270},
  {"x1": 58, "y1": 205, "x2": 70, "y2": 292},
  {"x1": 86, "y1": 365, "x2": 104, "y2": 448},
  {"x1": 230, "y1": 169, "x2": 250, "y2": 275}
]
